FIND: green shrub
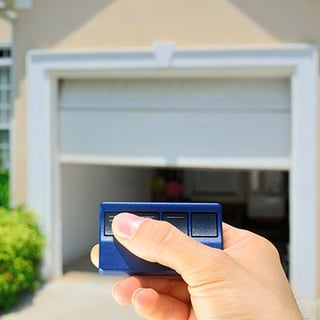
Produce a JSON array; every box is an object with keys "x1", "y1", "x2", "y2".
[
  {"x1": 0, "y1": 168, "x2": 9, "y2": 209},
  {"x1": 0, "y1": 207, "x2": 44, "y2": 312}
]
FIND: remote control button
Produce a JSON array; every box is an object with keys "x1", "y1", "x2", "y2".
[
  {"x1": 104, "y1": 212, "x2": 116, "y2": 236},
  {"x1": 163, "y1": 213, "x2": 188, "y2": 234},
  {"x1": 134, "y1": 212, "x2": 160, "y2": 220},
  {"x1": 104, "y1": 212, "x2": 159, "y2": 236},
  {"x1": 191, "y1": 213, "x2": 218, "y2": 237}
]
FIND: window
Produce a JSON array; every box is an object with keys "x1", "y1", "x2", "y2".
[
  {"x1": 0, "y1": 48, "x2": 11, "y2": 58},
  {"x1": 0, "y1": 46, "x2": 11, "y2": 168},
  {"x1": 0, "y1": 130, "x2": 9, "y2": 168},
  {"x1": 0, "y1": 65, "x2": 11, "y2": 125}
]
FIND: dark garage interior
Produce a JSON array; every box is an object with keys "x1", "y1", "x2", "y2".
[{"x1": 63, "y1": 165, "x2": 289, "y2": 277}]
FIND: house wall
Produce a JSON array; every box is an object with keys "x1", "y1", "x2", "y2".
[
  {"x1": 13, "y1": 0, "x2": 320, "y2": 295},
  {"x1": 13, "y1": 0, "x2": 320, "y2": 202},
  {"x1": 0, "y1": 16, "x2": 11, "y2": 42}
]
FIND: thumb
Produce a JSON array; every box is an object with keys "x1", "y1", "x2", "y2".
[{"x1": 112, "y1": 213, "x2": 229, "y2": 284}]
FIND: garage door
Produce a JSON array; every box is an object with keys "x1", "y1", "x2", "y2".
[{"x1": 59, "y1": 77, "x2": 290, "y2": 168}]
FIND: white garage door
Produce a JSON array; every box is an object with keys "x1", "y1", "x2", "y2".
[{"x1": 59, "y1": 77, "x2": 290, "y2": 168}]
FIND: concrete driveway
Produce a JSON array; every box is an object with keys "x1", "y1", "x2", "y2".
[
  {"x1": 2, "y1": 271, "x2": 319, "y2": 319},
  {"x1": 2, "y1": 272, "x2": 143, "y2": 320}
]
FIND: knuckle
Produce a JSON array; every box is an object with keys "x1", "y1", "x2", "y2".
[
  {"x1": 151, "y1": 221, "x2": 177, "y2": 252},
  {"x1": 254, "y1": 233, "x2": 281, "y2": 262},
  {"x1": 140, "y1": 219, "x2": 178, "y2": 258}
]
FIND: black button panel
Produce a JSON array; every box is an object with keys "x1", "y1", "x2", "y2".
[
  {"x1": 163, "y1": 212, "x2": 188, "y2": 234},
  {"x1": 105, "y1": 211, "x2": 218, "y2": 237},
  {"x1": 191, "y1": 212, "x2": 218, "y2": 237}
]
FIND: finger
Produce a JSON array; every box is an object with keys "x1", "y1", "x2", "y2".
[
  {"x1": 222, "y1": 222, "x2": 278, "y2": 260},
  {"x1": 222, "y1": 223, "x2": 253, "y2": 249},
  {"x1": 222, "y1": 223, "x2": 285, "y2": 284},
  {"x1": 131, "y1": 287, "x2": 190, "y2": 320},
  {"x1": 112, "y1": 213, "x2": 232, "y2": 285},
  {"x1": 112, "y1": 276, "x2": 189, "y2": 306},
  {"x1": 90, "y1": 244, "x2": 99, "y2": 268}
]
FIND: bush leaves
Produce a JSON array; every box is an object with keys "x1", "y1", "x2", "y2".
[{"x1": 0, "y1": 207, "x2": 44, "y2": 311}]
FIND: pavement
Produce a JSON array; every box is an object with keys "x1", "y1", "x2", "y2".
[
  {"x1": 1, "y1": 272, "x2": 143, "y2": 320},
  {"x1": 2, "y1": 271, "x2": 319, "y2": 319}
]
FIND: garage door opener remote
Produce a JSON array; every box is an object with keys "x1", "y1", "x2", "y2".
[{"x1": 99, "y1": 202, "x2": 223, "y2": 275}]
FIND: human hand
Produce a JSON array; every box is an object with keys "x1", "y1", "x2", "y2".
[{"x1": 90, "y1": 213, "x2": 302, "y2": 320}]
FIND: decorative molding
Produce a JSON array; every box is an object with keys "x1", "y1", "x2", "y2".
[{"x1": 153, "y1": 42, "x2": 175, "y2": 68}]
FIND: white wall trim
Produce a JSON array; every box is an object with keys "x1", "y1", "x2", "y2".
[
  {"x1": 0, "y1": 41, "x2": 12, "y2": 48},
  {"x1": 26, "y1": 44, "x2": 319, "y2": 299},
  {"x1": 60, "y1": 154, "x2": 291, "y2": 171},
  {"x1": 0, "y1": 58, "x2": 12, "y2": 67}
]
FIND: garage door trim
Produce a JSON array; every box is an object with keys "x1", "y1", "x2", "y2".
[{"x1": 26, "y1": 43, "x2": 319, "y2": 300}]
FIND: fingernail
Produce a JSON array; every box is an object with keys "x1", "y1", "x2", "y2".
[
  {"x1": 112, "y1": 282, "x2": 122, "y2": 304},
  {"x1": 131, "y1": 287, "x2": 145, "y2": 305},
  {"x1": 112, "y1": 213, "x2": 144, "y2": 239},
  {"x1": 112, "y1": 281, "x2": 129, "y2": 306},
  {"x1": 90, "y1": 244, "x2": 99, "y2": 268}
]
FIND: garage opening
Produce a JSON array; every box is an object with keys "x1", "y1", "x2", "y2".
[
  {"x1": 59, "y1": 74, "x2": 291, "y2": 274},
  {"x1": 62, "y1": 165, "x2": 289, "y2": 276}
]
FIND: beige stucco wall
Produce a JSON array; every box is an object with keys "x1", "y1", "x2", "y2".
[
  {"x1": 13, "y1": 0, "x2": 320, "y2": 199},
  {"x1": 0, "y1": 15, "x2": 11, "y2": 42},
  {"x1": 13, "y1": 0, "x2": 320, "y2": 294}
]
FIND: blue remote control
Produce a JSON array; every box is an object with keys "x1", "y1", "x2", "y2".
[{"x1": 99, "y1": 202, "x2": 223, "y2": 275}]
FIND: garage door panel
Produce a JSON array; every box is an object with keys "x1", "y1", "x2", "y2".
[
  {"x1": 60, "y1": 110, "x2": 290, "y2": 160},
  {"x1": 60, "y1": 78, "x2": 290, "y2": 112},
  {"x1": 59, "y1": 77, "x2": 290, "y2": 166}
]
